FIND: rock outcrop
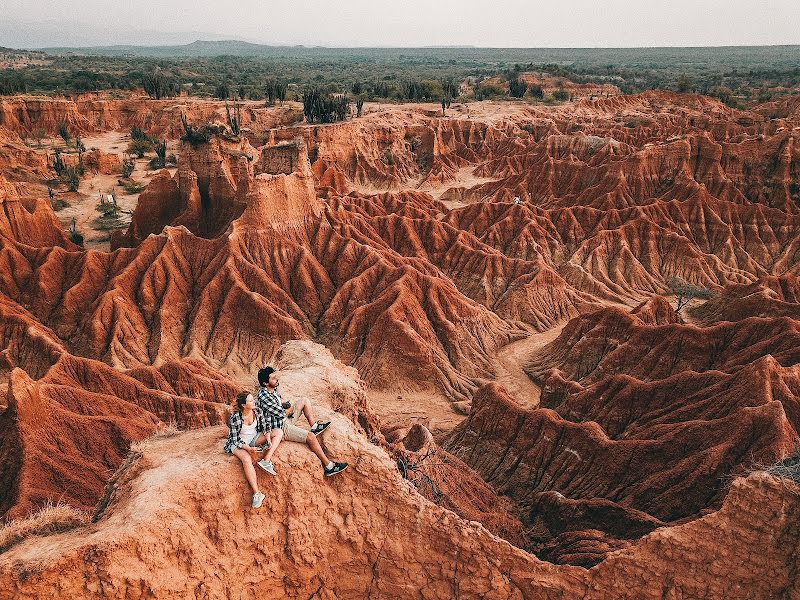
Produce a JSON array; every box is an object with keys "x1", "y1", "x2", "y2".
[{"x1": 0, "y1": 340, "x2": 797, "y2": 599}]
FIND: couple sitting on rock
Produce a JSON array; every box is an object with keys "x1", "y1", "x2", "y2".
[{"x1": 224, "y1": 366, "x2": 348, "y2": 508}]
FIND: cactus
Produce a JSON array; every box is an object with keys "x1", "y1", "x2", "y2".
[
  {"x1": 225, "y1": 101, "x2": 242, "y2": 136},
  {"x1": 51, "y1": 148, "x2": 66, "y2": 175}
]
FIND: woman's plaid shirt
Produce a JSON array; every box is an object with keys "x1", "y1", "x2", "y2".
[{"x1": 223, "y1": 407, "x2": 270, "y2": 454}]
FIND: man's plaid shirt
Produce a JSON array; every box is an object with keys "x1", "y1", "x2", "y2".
[
  {"x1": 256, "y1": 386, "x2": 286, "y2": 431},
  {"x1": 223, "y1": 407, "x2": 269, "y2": 454}
]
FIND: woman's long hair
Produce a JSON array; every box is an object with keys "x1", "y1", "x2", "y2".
[{"x1": 235, "y1": 391, "x2": 251, "y2": 411}]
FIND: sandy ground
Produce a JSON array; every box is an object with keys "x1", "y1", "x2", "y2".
[
  {"x1": 33, "y1": 131, "x2": 179, "y2": 251},
  {"x1": 494, "y1": 323, "x2": 567, "y2": 408}
]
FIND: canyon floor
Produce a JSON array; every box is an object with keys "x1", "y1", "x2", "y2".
[{"x1": 0, "y1": 91, "x2": 799, "y2": 598}]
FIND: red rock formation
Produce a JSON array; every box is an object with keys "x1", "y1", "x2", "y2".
[
  {"x1": 445, "y1": 375, "x2": 798, "y2": 566},
  {"x1": 0, "y1": 355, "x2": 234, "y2": 521},
  {"x1": 1, "y1": 91, "x2": 800, "y2": 586},
  {"x1": 0, "y1": 380, "x2": 796, "y2": 598},
  {"x1": 0, "y1": 96, "x2": 303, "y2": 138},
  {"x1": 0, "y1": 175, "x2": 72, "y2": 248}
]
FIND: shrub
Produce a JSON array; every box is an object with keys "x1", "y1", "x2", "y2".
[
  {"x1": 64, "y1": 165, "x2": 81, "y2": 192},
  {"x1": 529, "y1": 84, "x2": 544, "y2": 99},
  {"x1": 50, "y1": 148, "x2": 66, "y2": 175},
  {"x1": 67, "y1": 217, "x2": 84, "y2": 246},
  {"x1": 127, "y1": 138, "x2": 153, "y2": 158},
  {"x1": 303, "y1": 89, "x2": 349, "y2": 123},
  {"x1": 0, "y1": 501, "x2": 87, "y2": 553},
  {"x1": 553, "y1": 88, "x2": 570, "y2": 101},
  {"x1": 764, "y1": 453, "x2": 800, "y2": 483},
  {"x1": 509, "y1": 77, "x2": 527, "y2": 98},
  {"x1": 474, "y1": 83, "x2": 504, "y2": 100},
  {"x1": 180, "y1": 113, "x2": 212, "y2": 145},
  {"x1": 667, "y1": 276, "x2": 712, "y2": 312},
  {"x1": 121, "y1": 155, "x2": 136, "y2": 178},
  {"x1": 149, "y1": 140, "x2": 168, "y2": 169},
  {"x1": 57, "y1": 122, "x2": 71, "y2": 145},
  {"x1": 142, "y1": 67, "x2": 177, "y2": 99},
  {"x1": 265, "y1": 79, "x2": 287, "y2": 105},
  {"x1": 215, "y1": 81, "x2": 231, "y2": 100}
]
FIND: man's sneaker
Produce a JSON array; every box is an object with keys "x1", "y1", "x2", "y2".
[
  {"x1": 257, "y1": 459, "x2": 277, "y2": 476},
  {"x1": 252, "y1": 491, "x2": 265, "y2": 509},
  {"x1": 324, "y1": 462, "x2": 348, "y2": 477},
  {"x1": 311, "y1": 421, "x2": 331, "y2": 436}
]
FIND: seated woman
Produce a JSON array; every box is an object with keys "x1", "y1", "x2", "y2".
[{"x1": 224, "y1": 391, "x2": 284, "y2": 508}]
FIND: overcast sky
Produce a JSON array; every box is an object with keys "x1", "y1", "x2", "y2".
[{"x1": 3, "y1": 0, "x2": 798, "y2": 48}]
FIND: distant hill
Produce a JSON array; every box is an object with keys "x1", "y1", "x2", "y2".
[{"x1": 35, "y1": 41, "x2": 800, "y2": 70}]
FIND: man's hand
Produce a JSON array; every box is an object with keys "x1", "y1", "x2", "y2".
[{"x1": 281, "y1": 401, "x2": 291, "y2": 410}]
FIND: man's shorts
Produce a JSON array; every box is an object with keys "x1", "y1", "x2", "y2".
[{"x1": 282, "y1": 400, "x2": 310, "y2": 443}]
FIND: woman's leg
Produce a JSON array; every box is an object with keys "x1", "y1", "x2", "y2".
[
  {"x1": 232, "y1": 448, "x2": 259, "y2": 494},
  {"x1": 262, "y1": 429, "x2": 283, "y2": 463}
]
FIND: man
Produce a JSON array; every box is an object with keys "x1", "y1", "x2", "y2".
[{"x1": 256, "y1": 366, "x2": 348, "y2": 477}]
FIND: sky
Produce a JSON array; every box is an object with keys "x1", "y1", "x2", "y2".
[{"x1": 2, "y1": 0, "x2": 798, "y2": 48}]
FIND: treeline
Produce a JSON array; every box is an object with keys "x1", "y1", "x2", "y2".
[{"x1": 1, "y1": 51, "x2": 798, "y2": 106}]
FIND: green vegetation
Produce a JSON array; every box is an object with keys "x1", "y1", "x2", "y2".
[
  {"x1": 63, "y1": 165, "x2": 81, "y2": 192},
  {"x1": 225, "y1": 101, "x2": 242, "y2": 136},
  {"x1": 552, "y1": 89, "x2": 570, "y2": 101},
  {"x1": 0, "y1": 44, "x2": 798, "y2": 106},
  {"x1": 509, "y1": 77, "x2": 527, "y2": 98},
  {"x1": 121, "y1": 155, "x2": 135, "y2": 178},
  {"x1": 142, "y1": 66, "x2": 177, "y2": 99},
  {"x1": 302, "y1": 89, "x2": 349, "y2": 123}
]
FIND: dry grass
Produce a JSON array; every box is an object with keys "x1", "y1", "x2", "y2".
[
  {"x1": 763, "y1": 454, "x2": 800, "y2": 483},
  {"x1": 129, "y1": 422, "x2": 181, "y2": 453},
  {"x1": 0, "y1": 502, "x2": 87, "y2": 554}
]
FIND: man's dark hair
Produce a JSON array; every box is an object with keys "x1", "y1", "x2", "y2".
[{"x1": 258, "y1": 366, "x2": 275, "y2": 387}]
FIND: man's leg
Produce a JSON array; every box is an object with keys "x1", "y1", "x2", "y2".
[
  {"x1": 305, "y1": 431, "x2": 331, "y2": 467},
  {"x1": 292, "y1": 398, "x2": 315, "y2": 426}
]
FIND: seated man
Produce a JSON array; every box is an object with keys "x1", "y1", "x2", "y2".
[{"x1": 256, "y1": 366, "x2": 348, "y2": 477}]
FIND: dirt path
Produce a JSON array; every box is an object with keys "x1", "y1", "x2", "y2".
[{"x1": 494, "y1": 323, "x2": 566, "y2": 408}]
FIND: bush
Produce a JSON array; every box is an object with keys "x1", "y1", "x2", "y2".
[
  {"x1": 180, "y1": 112, "x2": 212, "y2": 146},
  {"x1": 509, "y1": 77, "x2": 527, "y2": 98},
  {"x1": 67, "y1": 217, "x2": 83, "y2": 245},
  {"x1": 215, "y1": 81, "x2": 231, "y2": 100},
  {"x1": 474, "y1": 83, "x2": 504, "y2": 100},
  {"x1": 57, "y1": 122, "x2": 71, "y2": 145},
  {"x1": 127, "y1": 138, "x2": 153, "y2": 158},
  {"x1": 51, "y1": 148, "x2": 66, "y2": 175},
  {"x1": 265, "y1": 79, "x2": 287, "y2": 105},
  {"x1": 529, "y1": 84, "x2": 544, "y2": 99},
  {"x1": 553, "y1": 89, "x2": 570, "y2": 101},
  {"x1": 63, "y1": 165, "x2": 81, "y2": 192},
  {"x1": 142, "y1": 67, "x2": 177, "y2": 99},
  {"x1": 121, "y1": 155, "x2": 136, "y2": 178},
  {"x1": 0, "y1": 501, "x2": 87, "y2": 553},
  {"x1": 667, "y1": 276, "x2": 712, "y2": 312},
  {"x1": 303, "y1": 89, "x2": 349, "y2": 123},
  {"x1": 764, "y1": 453, "x2": 800, "y2": 483}
]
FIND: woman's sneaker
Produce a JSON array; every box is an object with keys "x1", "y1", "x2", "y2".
[
  {"x1": 252, "y1": 491, "x2": 265, "y2": 508},
  {"x1": 257, "y1": 459, "x2": 277, "y2": 475},
  {"x1": 310, "y1": 421, "x2": 331, "y2": 436},
  {"x1": 324, "y1": 462, "x2": 348, "y2": 477}
]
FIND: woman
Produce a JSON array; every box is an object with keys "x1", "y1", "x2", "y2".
[{"x1": 224, "y1": 391, "x2": 284, "y2": 508}]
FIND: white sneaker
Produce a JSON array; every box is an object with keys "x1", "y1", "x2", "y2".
[
  {"x1": 252, "y1": 491, "x2": 265, "y2": 508},
  {"x1": 258, "y1": 459, "x2": 277, "y2": 476}
]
